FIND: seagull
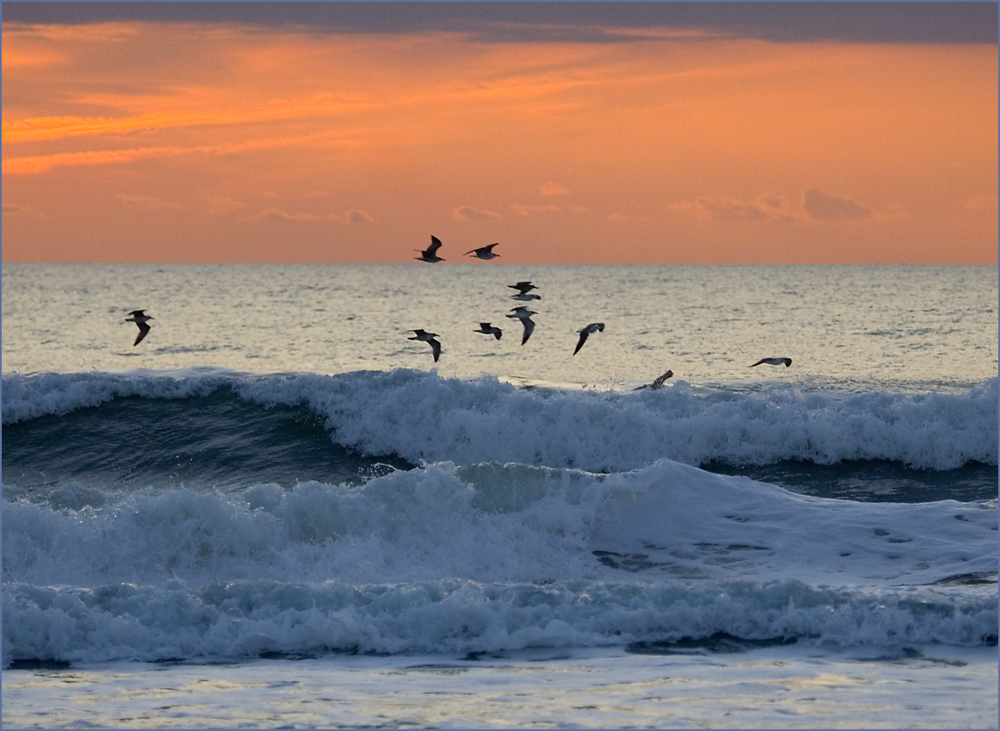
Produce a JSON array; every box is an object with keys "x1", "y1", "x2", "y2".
[
  {"x1": 408, "y1": 329, "x2": 442, "y2": 362},
  {"x1": 506, "y1": 306, "x2": 536, "y2": 345},
  {"x1": 465, "y1": 243, "x2": 500, "y2": 260},
  {"x1": 511, "y1": 291, "x2": 541, "y2": 302},
  {"x1": 573, "y1": 322, "x2": 604, "y2": 355},
  {"x1": 474, "y1": 323, "x2": 503, "y2": 340},
  {"x1": 124, "y1": 309, "x2": 153, "y2": 346},
  {"x1": 750, "y1": 357, "x2": 792, "y2": 368},
  {"x1": 508, "y1": 281, "x2": 538, "y2": 295},
  {"x1": 415, "y1": 236, "x2": 445, "y2": 263},
  {"x1": 634, "y1": 370, "x2": 674, "y2": 390}
]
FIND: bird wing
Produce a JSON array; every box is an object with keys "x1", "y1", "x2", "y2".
[
  {"x1": 573, "y1": 329, "x2": 590, "y2": 355},
  {"x1": 749, "y1": 358, "x2": 766, "y2": 367},
  {"x1": 651, "y1": 370, "x2": 673, "y2": 388},
  {"x1": 430, "y1": 339, "x2": 442, "y2": 362},
  {"x1": 521, "y1": 318, "x2": 535, "y2": 345},
  {"x1": 133, "y1": 322, "x2": 151, "y2": 346},
  {"x1": 428, "y1": 236, "x2": 443, "y2": 254}
]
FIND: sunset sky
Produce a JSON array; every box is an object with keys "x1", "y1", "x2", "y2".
[{"x1": 3, "y1": 2, "x2": 997, "y2": 265}]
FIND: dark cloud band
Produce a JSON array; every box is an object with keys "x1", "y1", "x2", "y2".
[{"x1": 3, "y1": 2, "x2": 997, "y2": 44}]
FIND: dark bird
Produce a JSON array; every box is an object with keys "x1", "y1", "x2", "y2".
[
  {"x1": 474, "y1": 323, "x2": 503, "y2": 340},
  {"x1": 408, "y1": 329, "x2": 442, "y2": 362},
  {"x1": 508, "y1": 281, "x2": 537, "y2": 295},
  {"x1": 573, "y1": 322, "x2": 604, "y2": 355},
  {"x1": 750, "y1": 357, "x2": 792, "y2": 368},
  {"x1": 634, "y1": 370, "x2": 674, "y2": 390},
  {"x1": 506, "y1": 306, "x2": 537, "y2": 345},
  {"x1": 465, "y1": 243, "x2": 500, "y2": 260},
  {"x1": 125, "y1": 309, "x2": 153, "y2": 346},
  {"x1": 415, "y1": 236, "x2": 445, "y2": 263}
]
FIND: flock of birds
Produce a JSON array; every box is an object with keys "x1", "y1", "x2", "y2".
[
  {"x1": 409, "y1": 236, "x2": 609, "y2": 366},
  {"x1": 123, "y1": 236, "x2": 792, "y2": 389}
]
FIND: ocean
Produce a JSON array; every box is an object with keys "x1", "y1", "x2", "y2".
[{"x1": 2, "y1": 262, "x2": 997, "y2": 728}]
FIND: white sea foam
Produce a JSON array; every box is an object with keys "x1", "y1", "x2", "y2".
[
  {"x1": 3, "y1": 369, "x2": 997, "y2": 471},
  {"x1": 3, "y1": 459, "x2": 996, "y2": 665}
]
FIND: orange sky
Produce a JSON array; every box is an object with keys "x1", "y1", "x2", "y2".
[{"x1": 3, "y1": 9, "x2": 997, "y2": 264}]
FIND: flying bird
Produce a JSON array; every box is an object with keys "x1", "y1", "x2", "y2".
[
  {"x1": 573, "y1": 322, "x2": 605, "y2": 355},
  {"x1": 408, "y1": 329, "x2": 442, "y2": 362},
  {"x1": 124, "y1": 309, "x2": 153, "y2": 346},
  {"x1": 508, "y1": 281, "x2": 538, "y2": 295},
  {"x1": 474, "y1": 323, "x2": 503, "y2": 340},
  {"x1": 634, "y1": 370, "x2": 674, "y2": 390},
  {"x1": 415, "y1": 236, "x2": 445, "y2": 263},
  {"x1": 465, "y1": 243, "x2": 500, "y2": 260},
  {"x1": 750, "y1": 357, "x2": 792, "y2": 368},
  {"x1": 506, "y1": 306, "x2": 537, "y2": 345}
]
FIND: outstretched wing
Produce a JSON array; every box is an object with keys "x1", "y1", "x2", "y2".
[
  {"x1": 133, "y1": 322, "x2": 151, "y2": 346},
  {"x1": 573, "y1": 329, "x2": 590, "y2": 355}
]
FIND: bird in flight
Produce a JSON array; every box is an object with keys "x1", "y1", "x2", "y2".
[
  {"x1": 750, "y1": 357, "x2": 792, "y2": 368},
  {"x1": 474, "y1": 323, "x2": 503, "y2": 340},
  {"x1": 506, "y1": 306, "x2": 537, "y2": 345},
  {"x1": 125, "y1": 309, "x2": 153, "y2": 346},
  {"x1": 573, "y1": 322, "x2": 605, "y2": 355},
  {"x1": 416, "y1": 236, "x2": 445, "y2": 263},
  {"x1": 408, "y1": 329, "x2": 442, "y2": 362},
  {"x1": 465, "y1": 243, "x2": 500, "y2": 260}
]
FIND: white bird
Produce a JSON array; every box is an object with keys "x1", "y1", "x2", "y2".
[
  {"x1": 474, "y1": 323, "x2": 503, "y2": 340},
  {"x1": 573, "y1": 322, "x2": 604, "y2": 355},
  {"x1": 124, "y1": 309, "x2": 153, "y2": 346},
  {"x1": 415, "y1": 236, "x2": 445, "y2": 263},
  {"x1": 506, "y1": 306, "x2": 536, "y2": 345},
  {"x1": 750, "y1": 357, "x2": 792, "y2": 368},
  {"x1": 409, "y1": 329, "x2": 442, "y2": 361},
  {"x1": 465, "y1": 243, "x2": 500, "y2": 260},
  {"x1": 634, "y1": 370, "x2": 674, "y2": 390}
]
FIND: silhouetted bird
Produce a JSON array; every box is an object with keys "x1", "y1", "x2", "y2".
[
  {"x1": 573, "y1": 322, "x2": 604, "y2": 355},
  {"x1": 474, "y1": 323, "x2": 503, "y2": 340},
  {"x1": 508, "y1": 281, "x2": 537, "y2": 295},
  {"x1": 416, "y1": 236, "x2": 445, "y2": 263},
  {"x1": 125, "y1": 309, "x2": 153, "y2": 346},
  {"x1": 506, "y1": 307, "x2": 537, "y2": 345},
  {"x1": 465, "y1": 243, "x2": 500, "y2": 260},
  {"x1": 635, "y1": 370, "x2": 674, "y2": 390},
  {"x1": 409, "y1": 329, "x2": 442, "y2": 361},
  {"x1": 750, "y1": 357, "x2": 792, "y2": 368}
]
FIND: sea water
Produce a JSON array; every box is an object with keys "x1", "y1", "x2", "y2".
[{"x1": 2, "y1": 263, "x2": 997, "y2": 728}]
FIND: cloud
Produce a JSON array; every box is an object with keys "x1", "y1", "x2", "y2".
[
  {"x1": 3, "y1": 4, "x2": 994, "y2": 44},
  {"x1": 116, "y1": 194, "x2": 178, "y2": 210},
  {"x1": 607, "y1": 211, "x2": 650, "y2": 223},
  {"x1": 539, "y1": 181, "x2": 570, "y2": 196},
  {"x1": 963, "y1": 194, "x2": 999, "y2": 212},
  {"x1": 347, "y1": 209, "x2": 373, "y2": 224},
  {"x1": 672, "y1": 194, "x2": 798, "y2": 222},
  {"x1": 452, "y1": 205, "x2": 501, "y2": 221},
  {"x1": 2, "y1": 202, "x2": 41, "y2": 216},
  {"x1": 250, "y1": 208, "x2": 328, "y2": 224},
  {"x1": 510, "y1": 203, "x2": 561, "y2": 216},
  {"x1": 802, "y1": 189, "x2": 871, "y2": 221},
  {"x1": 205, "y1": 196, "x2": 247, "y2": 214}
]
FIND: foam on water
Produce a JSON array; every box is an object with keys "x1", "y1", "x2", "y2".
[
  {"x1": 3, "y1": 369, "x2": 997, "y2": 473},
  {"x1": 3, "y1": 457, "x2": 996, "y2": 666}
]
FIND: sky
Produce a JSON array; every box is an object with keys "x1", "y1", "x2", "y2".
[{"x1": 2, "y1": 2, "x2": 997, "y2": 265}]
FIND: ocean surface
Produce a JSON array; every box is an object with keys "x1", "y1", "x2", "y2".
[{"x1": 2, "y1": 262, "x2": 998, "y2": 728}]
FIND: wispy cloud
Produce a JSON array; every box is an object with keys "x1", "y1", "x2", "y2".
[
  {"x1": 672, "y1": 194, "x2": 799, "y2": 222},
  {"x1": 801, "y1": 189, "x2": 871, "y2": 221},
  {"x1": 539, "y1": 181, "x2": 571, "y2": 196},
  {"x1": 453, "y1": 205, "x2": 501, "y2": 221},
  {"x1": 115, "y1": 194, "x2": 179, "y2": 210}
]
